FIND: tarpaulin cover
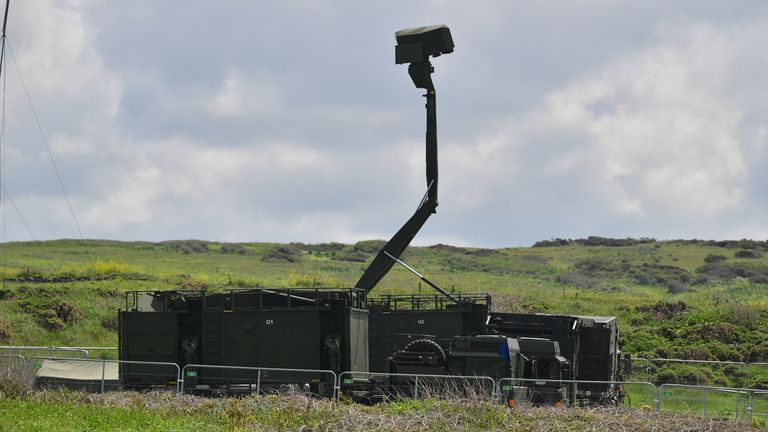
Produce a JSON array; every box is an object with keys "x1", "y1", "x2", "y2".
[{"x1": 36, "y1": 359, "x2": 119, "y2": 380}]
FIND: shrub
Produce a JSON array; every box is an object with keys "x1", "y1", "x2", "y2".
[
  {"x1": 296, "y1": 242, "x2": 346, "y2": 253},
  {"x1": 635, "y1": 301, "x2": 688, "y2": 319},
  {"x1": 696, "y1": 261, "x2": 768, "y2": 284},
  {"x1": 735, "y1": 249, "x2": 762, "y2": 259},
  {"x1": 0, "y1": 316, "x2": 11, "y2": 341},
  {"x1": 353, "y1": 240, "x2": 387, "y2": 254},
  {"x1": 220, "y1": 243, "x2": 252, "y2": 255},
  {"x1": 0, "y1": 356, "x2": 34, "y2": 397},
  {"x1": 331, "y1": 250, "x2": 369, "y2": 262},
  {"x1": 178, "y1": 241, "x2": 209, "y2": 254},
  {"x1": 262, "y1": 245, "x2": 303, "y2": 263},
  {"x1": 40, "y1": 302, "x2": 82, "y2": 330},
  {"x1": 667, "y1": 280, "x2": 686, "y2": 294},
  {"x1": 727, "y1": 303, "x2": 760, "y2": 329},
  {"x1": 101, "y1": 314, "x2": 119, "y2": 332},
  {"x1": 704, "y1": 254, "x2": 727, "y2": 264},
  {"x1": 555, "y1": 271, "x2": 592, "y2": 288}
]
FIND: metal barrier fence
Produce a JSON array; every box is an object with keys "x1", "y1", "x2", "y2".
[
  {"x1": 338, "y1": 371, "x2": 496, "y2": 402},
  {"x1": 497, "y1": 378, "x2": 657, "y2": 408},
  {"x1": 752, "y1": 390, "x2": 768, "y2": 417},
  {"x1": 647, "y1": 358, "x2": 748, "y2": 388},
  {"x1": 4, "y1": 353, "x2": 768, "y2": 419},
  {"x1": 181, "y1": 364, "x2": 337, "y2": 399},
  {"x1": 29, "y1": 357, "x2": 180, "y2": 393},
  {"x1": 657, "y1": 383, "x2": 757, "y2": 419},
  {"x1": 748, "y1": 363, "x2": 768, "y2": 390},
  {"x1": 0, "y1": 346, "x2": 89, "y2": 359}
]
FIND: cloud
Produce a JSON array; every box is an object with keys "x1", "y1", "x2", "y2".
[{"x1": 2, "y1": 1, "x2": 768, "y2": 247}]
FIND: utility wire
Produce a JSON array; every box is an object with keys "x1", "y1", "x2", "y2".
[
  {"x1": 2, "y1": 186, "x2": 36, "y2": 241},
  {"x1": 0, "y1": 0, "x2": 7, "y2": 287},
  {"x1": 6, "y1": 39, "x2": 84, "y2": 240}
]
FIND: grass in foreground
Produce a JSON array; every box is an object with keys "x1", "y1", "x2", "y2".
[{"x1": 0, "y1": 390, "x2": 763, "y2": 432}]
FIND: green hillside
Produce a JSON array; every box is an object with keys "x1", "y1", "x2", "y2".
[{"x1": 0, "y1": 238, "x2": 766, "y2": 375}]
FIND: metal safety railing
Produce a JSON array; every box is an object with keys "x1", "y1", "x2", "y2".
[
  {"x1": 2, "y1": 353, "x2": 768, "y2": 419},
  {"x1": 751, "y1": 390, "x2": 768, "y2": 417},
  {"x1": 29, "y1": 357, "x2": 180, "y2": 393},
  {"x1": 337, "y1": 371, "x2": 496, "y2": 402},
  {"x1": 0, "y1": 346, "x2": 90, "y2": 359},
  {"x1": 657, "y1": 383, "x2": 757, "y2": 418},
  {"x1": 180, "y1": 364, "x2": 337, "y2": 399},
  {"x1": 497, "y1": 378, "x2": 657, "y2": 409}
]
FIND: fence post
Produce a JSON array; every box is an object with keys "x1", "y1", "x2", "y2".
[
  {"x1": 655, "y1": 385, "x2": 662, "y2": 412},
  {"x1": 334, "y1": 373, "x2": 342, "y2": 402},
  {"x1": 414, "y1": 376, "x2": 419, "y2": 399},
  {"x1": 100, "y1": 360, "x2": 106, "y2": 393},
  {"x1": 176, "y1": 364, "x2": 182, "y2": 394},
  {"x1": 256, "y1": 369, "x2": 261, "y2": 394}
]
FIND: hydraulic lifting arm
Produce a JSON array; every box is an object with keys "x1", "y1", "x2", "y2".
[{"x1": 355, "y1": 25, "x2": 453, "y2": 293}]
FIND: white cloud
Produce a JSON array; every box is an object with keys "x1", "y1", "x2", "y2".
[
  {"x1": 208, "y1": 70, "x2": 283, "y2": 118},
  {"x1": 441, "y1": 18, "x2": 765, "y2": 243},
  {"x1": 4, "y1": 2, "x2": 768, "y2": 246}
]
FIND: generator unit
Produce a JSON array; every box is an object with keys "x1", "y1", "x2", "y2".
[
  {"x1": 119, "y1": 288, "x2": 369, "y2": 386},
  {"x1": 487, "y1": 312, "x2": 621, "y2": 404},
  {"x1": 367, "y1": 293, "x2": 490, "y2": 372},
  {"x1": 381, "y1": 334, "x2": 570, "y2": 406}
]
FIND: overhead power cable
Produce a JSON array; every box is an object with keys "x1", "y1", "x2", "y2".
[
  {"x1": 6, "y1": 39, "x2": 84, "y2": 239},
  {"x1": 0, "y1": 0, "x2": 8, "y2": 286},
  {"x1": 2, "y1": 186, "x2": 37, "y2": 241}
]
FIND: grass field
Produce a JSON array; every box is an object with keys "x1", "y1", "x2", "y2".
[
  {"x1": 0, "y1": 238, "x2": 767, "y2": 387},
  {"x1": 0, "y1": 391, "x2": 761, "y2": 431},
  {"x1": 1, "y1": 237, "x2": 768, "y2": 430}
]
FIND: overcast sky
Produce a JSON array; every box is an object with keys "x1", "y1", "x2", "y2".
[{"x1": 1, "y1": 1, "x2": 767, "y2": 247}]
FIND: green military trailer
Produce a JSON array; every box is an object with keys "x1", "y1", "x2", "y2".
[{"x1": 119, "y1": 288, "x2": 368, "y2": 396}]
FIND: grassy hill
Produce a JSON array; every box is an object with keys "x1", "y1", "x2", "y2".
[{"x1": 0, "y1": 238, "x2": 767, "y2": 380}]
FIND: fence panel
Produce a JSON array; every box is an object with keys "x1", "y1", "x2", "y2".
[
  {"x1": 649, "y1": 358, "x2": 748, "y2": 389},
  {"x1": 181, "y1": 364, "x2": 336, "y2": 399},
  {"x1": 497, "y1": 378, "x2": 656, "y2": 408},
  {"x1": 0, "y1": 346, "x2": 89, "y2": 359},
  {"x1": 747, "y1": 363, "x2": 768, "y2": 390},
  {"x1": 30, "y1": 357, "x2": 179, "y2": 393},
  {"x1": 627, "y1": 357, "x2": 653, "y2": 383},
  {"x1": 0, "y1": 354, "x2": 35, "y2": 393},
  {"x1": 338, "y1": 371, "x2": 496, "y2": 403},
  {"x1": 751, "y1": 390, "x2": 768, "y2": 417},
  {"x1": 657, "y1": 384, "x2": 751, "y2": 419}
]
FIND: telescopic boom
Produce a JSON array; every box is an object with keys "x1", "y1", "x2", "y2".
[{"x1": 355, "y1": 25, "x2": 454, "y2": 293}]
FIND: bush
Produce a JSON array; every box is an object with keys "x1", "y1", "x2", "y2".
[
  {"x1": 667, "y1": 280, "x2": 686, "y2": 294},
  {"x1": 331, "y1": 250, "x2": 369, "y2": 262},
  {"x1": 555, "y1": 271, "x2": 592, "y2": 288},
  {"x1": 38, "y1": 302, "x2": 82, "y2": 330},
  {"x1": 635, "y1": 301, "x2": 688, "y2": 319},
  {"x1": 262, "y1": 245, "x2": 303, "y2": 263},
  {"x1": 353, "y1": 240, "x2": 387, "y2": 254},
  {"x1": 0, "y1": 356, "x2": 34, "y2": 397},
  {"x1": 179, "y1": 241, "x2": 209, "y2": 254},
  {"x1": 101, "y1": 314, "x2": 119, "y2": 332},
  {"x1": 0, "y1": 316, "x2": 11, "y2": 341},
  {"x1": 735, "y1": 249, "x2": 762, "y2": 259},
  {"x1": 533, "y1": 237, "x2": 657, "y2": 247},
  {"x1": 18, "y1": 287, "x2": 82, "y2": 331},
  {"x1": 295, "y1": 242, "x2": 346, "y2": 253},
  {"x1": 220, "y1": 243, "x2": 252, "y2": 255},
  {"x1": 704, "y1": 254, "x2": 727, "y2": 264},
  {"x1": 696, "y1": 261, "x2": 768, "y2": 284}
]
